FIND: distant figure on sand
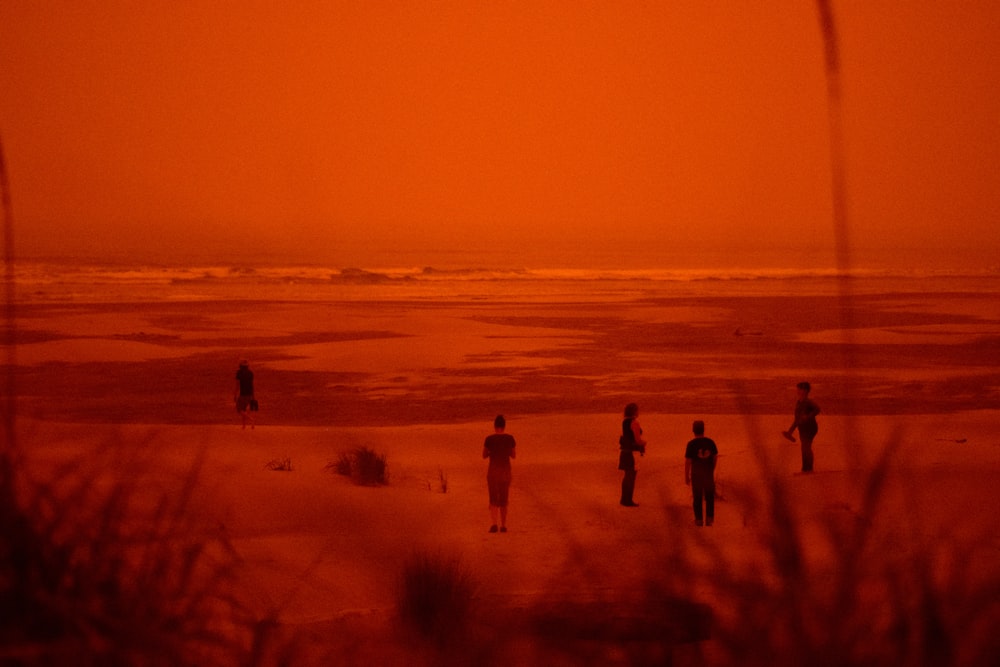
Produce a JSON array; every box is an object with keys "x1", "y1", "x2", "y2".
[
  {"x1": 234, "y1": 359, "x2": 256, "y2": 430},
  {"x1": 483, "y1": 415, "x2": 516, "y2": 533},
  {"x1": 782, "y1": 381, "x2": 821, "y2": 472},
  {"x1": 685, "y1": 420, "x2": 718, "y2": 526},
  {"x1": 618, "y1": 403, "x2": 647, "y2": 507}
]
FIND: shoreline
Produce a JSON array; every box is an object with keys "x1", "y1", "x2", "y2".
[{"x1": 7, "y1": 285, "x2": 1000, "y2": 427}]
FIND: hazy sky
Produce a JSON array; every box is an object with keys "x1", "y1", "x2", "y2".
[{"x1": 2, "y1": 2, "x2": 998, "y2": 269}]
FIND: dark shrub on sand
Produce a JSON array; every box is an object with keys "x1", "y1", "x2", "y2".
[
  {"x1": 326, "y1": 446, "x2": 388, "y2": 486},
  {"x1": 397, "y1": 552, "x2": 475, "y2": 645}
]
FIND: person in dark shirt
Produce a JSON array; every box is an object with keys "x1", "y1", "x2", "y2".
[
  {"x1": 234, "y1": 359, "x2": 256, "y2": 430},
  {"x1": 782, "y1": 381, "x2": 821, "y2": 472},
  {"x1": 483, "y1": 414, "x2": 516, "y2": 533},
  {"x1": 618, "y1": 402, "x2": 647, "y2": 507},
  {"x1": 685, "y1": 420, "x2": 718, "y2": 526}
]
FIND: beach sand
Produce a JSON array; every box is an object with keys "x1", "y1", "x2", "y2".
[{"x1": 5, "y1": 278, "x2": 1000, "y2": 664}]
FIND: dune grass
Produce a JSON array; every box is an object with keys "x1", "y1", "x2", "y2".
[
  {"x1": 326, "y1": 446, "x2": 389, "y2": 486},
  {"x1": 0, "y1": 436, "x2": 271, "y2": 666},
  {"x1": 396, "y1": 551, "x2": 476, "y2": 646},
  {"x1": 689, "y1": 431, "x2": 1000, "y2": 667}
]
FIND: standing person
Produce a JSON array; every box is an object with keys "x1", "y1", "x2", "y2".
[
  {"x1": 234, "y1": 359, "x2": 256, "y2": 430},
  {"x1": 685, "y1": 420, "x2": 718, "y2": 526},
  {"x1": 483, "y1": 414, "x2": 516, "y2": 533},
  {"x1": 783, "y1": 381, "x2": 821, "y2": 472},
  {"x1": 618, "y1": 403, "x2": 647, "y2": 507}
]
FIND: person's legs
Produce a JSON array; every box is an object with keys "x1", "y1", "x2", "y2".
[
  {"x1": 498, "y1": 480, "x2": 509, "y2": 530},
  {"x1": 692, "y1": 483, "x2": 704, "y2": 524},
  {"x1": 800, "y1": 432, "x2": 815, "y2": 472},
  {"x1": 237, "y1": 396, "x2": 253, "y2": 429},
  {"x1": 705, "y1": 482, "x2": 715, "y2": 525},
  {"x1": 488, "y1": 476, "x2": 500, "y2": 530},
  {"x1": 621, "y1": 469, "x2": 637, "y2": 505}
]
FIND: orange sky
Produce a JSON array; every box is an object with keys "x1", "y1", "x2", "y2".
[{"x1": 1, "y1": 2, "x2": 998, "y2": 269}]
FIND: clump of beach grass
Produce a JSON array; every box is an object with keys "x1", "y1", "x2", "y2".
[
  {"x1": 325, "y1": 446, "x2": 388, "y2": 486},
  {"x1": 330, "y1": 451, "x2": 353, "y2": 476},
  {"x1": 397, "y1": 551, "x2": 476, "y2": 645},
  {"x1": 0, "y1": 437, "x2": 265, "y2": 666}
]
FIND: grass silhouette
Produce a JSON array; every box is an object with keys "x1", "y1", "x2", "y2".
[
  {"x1": 0, "y1": 434, "x2": 267, "y2": 665},
  {"x1": 1, "y1": 137, "x2": 285, "y2": 665},
  {"x1": 396, "y1": 551, "x2": 476, "y2": 647},
  {"x1": 327, "y1": 446, "x2": 389, "y2": 486}
]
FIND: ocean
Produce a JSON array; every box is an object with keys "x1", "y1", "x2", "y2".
[{"x1": 10, "y1": 257, "x2": 1000, "y2": 304}]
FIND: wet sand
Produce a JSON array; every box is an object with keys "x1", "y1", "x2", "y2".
[{"x1": 10, "y1": 288, "x2": 1000, "y2": 426}]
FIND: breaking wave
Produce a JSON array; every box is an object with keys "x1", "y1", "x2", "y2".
[{"x1": 11, "y1": 259, "x2": 1000, "y2": 303}]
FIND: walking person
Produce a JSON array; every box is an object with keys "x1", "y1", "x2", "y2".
[
  {"x1": 685, "y1": 420, "x2": 718, "y2": 526},
  {"x1": 234, "y1": 359, "x2": 256, "y2": 430},
  {"x1": 783, "y1": 381, "x2": 821, "y2": 472},
  {"x1": 618, "y1": 403, "x2": 647, "y2": 507},
  {"x1": 483, "y1": 414, "x2": 516, "y2": 533}
]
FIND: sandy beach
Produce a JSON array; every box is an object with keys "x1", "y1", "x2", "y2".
[
  {"x1": 5, "y1": 2, "x2": 1000, "y2": 662},
  {"x1": 5, "y1": 273, "x2": 1000, "y2": 665}
]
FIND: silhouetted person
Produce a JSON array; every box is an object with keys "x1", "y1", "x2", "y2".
[
  {"x1": 618, "y1": 403, "x2": 646, "y2": 507},
  {"x1": 234, "y1": 359, "x2": 256, "y2": 430},
  {"x1": 685, "y1": 420, "x2": 718, "y2": 526},
  {"x1": 483, "y1": 414, "x2": 516, "y2": 533},
  {"x1": 783, "y1": 381, "x2": 821, "y2": 472}
]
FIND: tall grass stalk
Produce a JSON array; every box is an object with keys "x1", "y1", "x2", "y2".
[
  {"x1": 397, "y1": 551, "x2": 476, "y2": 646},
  {"x1": 1, "y1": 134, "x2": 273, "y2": 665}
]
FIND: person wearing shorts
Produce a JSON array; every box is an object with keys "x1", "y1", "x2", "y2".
[{"x1": 483, "y1": 414, "x2": 516, "y2": 533}]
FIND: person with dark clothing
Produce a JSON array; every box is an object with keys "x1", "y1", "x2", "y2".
[
  {"x1": 685, "y1": 420, "x2": 718, "y2": 526},
  {"x1": 783, "y1": 381, "x2": 821, "y2": 472},
  {"x1": 234, "y1": 359, "x2": 256, "y2": 430},
  {"x1": 483, "y1": 415, "x2": 516, "y2": 533},
  {"x1": 618, "y1": 403, "x2": 647, "y2": 507}
]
